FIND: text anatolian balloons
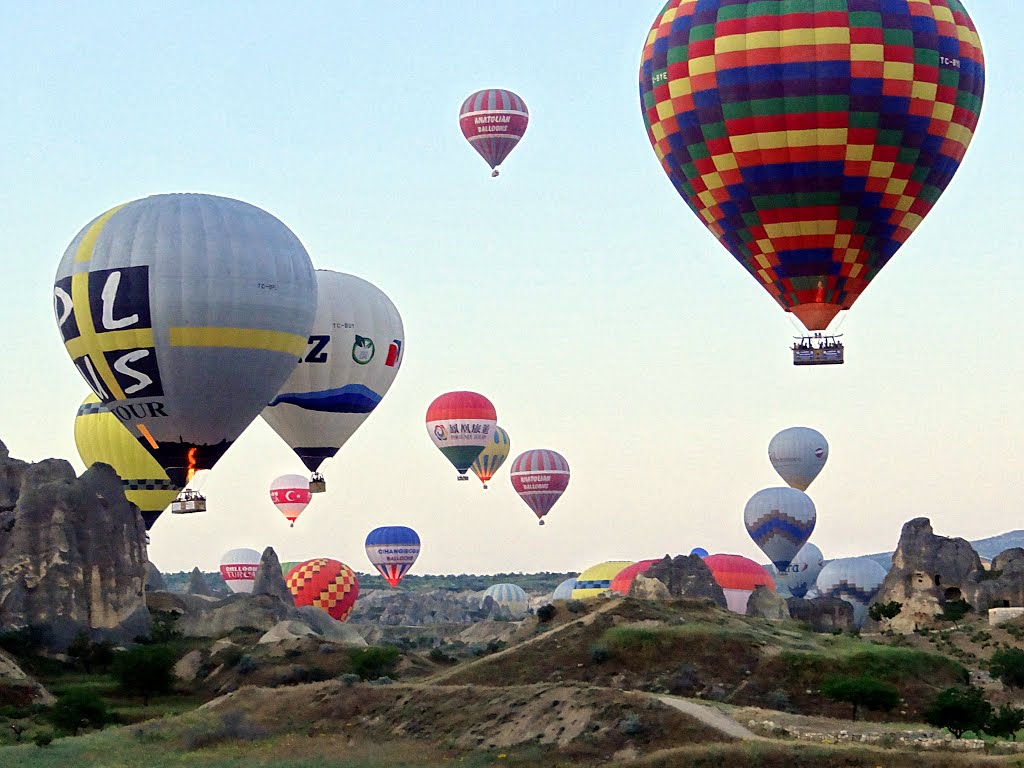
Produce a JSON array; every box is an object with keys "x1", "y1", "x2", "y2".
[
  {"x1": 425, "y1": 392, "x2": 497, "y2": 480},
  {"x1": 769, "y1": 427, "x2": 829, "y2": 491},
  {"x1": 262, "y1": 271, "x2": 404, "y2": 490},
  {"x1": 470, "y1": 425, "x2": 510, "y2": 489},
  {"x1": 74, "y1": 393, "x2": 180, "y2": 530},
  {"x1": 220, "y1": 548, "x2": 262, "y2": 593},
  {"x1": 743, "y1": 487, "x2": 816, "y2": 572},
  {"x1": 510, "y1": 449, "x2": 570, "y2": 526},
  {"x1": 54, "y1": 194, "x2": 317, "y2": 486},
  {"x1": 459, "y1": 89, "x2": 529, "y2": 177},
  {"x1": 365, "y1": 526, "x2": 421, "y2": 587},
  {"x1": 270, "y1": 474, "x2": 312, "y2": 527}
]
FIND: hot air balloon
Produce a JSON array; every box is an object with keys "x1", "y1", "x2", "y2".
[
  {"x1": 744, "y1": 487, "x2": 817, "y2": 572},
  {"x1": 74, "y1": 393, "x2": 181, "y2": 530},
  {"x1": 817, "y1": 557, "x2": 888, "y2": 627},
  {"x1": 425, "y1": 391, "x2": 497, "y2": 480},
  {"x1": 270, "y1": 474, "x2": 312, "y2": 527},
  {"x1": 771, "y1": 542, "x2": 825, "y2": 599},
  {"x1": 53, "y1": 193, "x2": 317, "y2": 494},
  {"x1": 704, "y1": 554, "x2": 775, "y2": 614},
  {"x1": 262, "y1": 271, "x2": 404, "y2": 493},
  {"x1": 285, "y1": 558, "x2": 359, "y2": 622},
  {"x1": 551, "y1": 577, "x2": 577, "y2": 601},
  {"x1": 690, "y1": 548, "x2": 709, "y2": 558},
  {"x1": 470, "y1": 426, "x2": 510, "y2": 489},
  {"x1": 220, "y1": 548, "x2": 262, "y2": 593},
  {"x1": 365, "y1": 526, "x2": 421, "y2": 587},
  {"x1": 510, "y1": 449, "x2": 569, "y2": 525},
  {"x1": 639, "y1": 2, "x2": 985, "y2": 346},
  {"x1": 610, "y1": 559, "x2": 661, "y2": 596},
  {"x1": 769, "y1": 427, "x2": 829, "y2": 491},
  {"x1": 480, "y1": 583, "x2": 529, "y2": 619},
  {"x1": 459, "y1": 89, "x2": 529, "y2": 177},
  {"x1": 572, "y1": 561, "x2": 634, "y2": 600}
]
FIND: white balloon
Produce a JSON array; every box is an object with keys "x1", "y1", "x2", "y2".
[
  {"x1": 816, "y1": 557, "x2": 889, "y2": 627},
  {"x1": 219, "y1": 547, "x2": 262, "y2": 593},
  {"x1": 771, "y1": 542, "x2": 824, "y2": 598},
  {"x1": 769, "y1": 427, "x2": 829, "y2": 491},
  {"x1": 743, "y1": 487, "x2": 816, "y2": 571}
]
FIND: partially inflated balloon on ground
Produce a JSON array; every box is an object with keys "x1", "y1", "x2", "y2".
[
  {"x1": 769, "y1": 428, "x2": 828, "y2": 491},
  {"x1": 220, "y1": 548, "x2": 262, "y2": 593},
  {"x1": 772, "y1": 542, "x2": 825, "y2": 599},
  {"x1": 703, "y1": 554, "x2": 775, "y2": 614},
  {"x1": 817, "y1": 557, "x2": 888, "y2": 627},
  {"x1": 610, "y1": 559, "x2": 661, "y2": 596},
  {"x1": 262, "y1": 271, "x2": 404, "y2": 486},
  {"x1": 285, "y1": 558, "x2": 359, "y2": 622},
  {"x1": 572, "y1": 561, "x2": 634, "y2": 600},
  {"x1": 481, "y1": 583, "x2": 529, "y2": 618},
  {"x1": 551, "y1": 577, "x2": 577, "y2": 601},
  {"x1": 365, "y1": 526, "x2": 421, "y2": 587},
  {"x1": 74, "y1": 393, "x2": 180, "y2": 530},
  {"x1": 54, "y1": 193, "x2": 316, "y2": 485}
]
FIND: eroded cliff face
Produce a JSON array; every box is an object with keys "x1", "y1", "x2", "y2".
[{"x1": 0, "y1": 448, "x2": 150, "y2": 649}]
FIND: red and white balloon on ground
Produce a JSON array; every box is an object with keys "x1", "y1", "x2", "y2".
[
  {"x1": 510, "y1": 449, "x2": 570, "y2": 526},
  {"x1": 270, "y1": 474, "x2": 313, "y2": 527}
]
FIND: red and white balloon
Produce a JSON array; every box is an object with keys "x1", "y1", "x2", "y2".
[{"x1": 270, "y1": 474, "x2": 312, "y2": 526}]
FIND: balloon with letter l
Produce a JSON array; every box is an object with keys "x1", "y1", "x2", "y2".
[
  {"x1": 53, "y1": 193, "x2": 317, "y2": 486},
  {"x1": 425, "y1": 391, "x2": 497, "y2": 480},
  {"x1": 459, "y1": 88, "x2": 529, "y2": 177},
  {"x1": 639, "y1": 1, "x2": 985, "y2": 331},
  {"x1": 510, "y1": 449, "x2": 570, "y2": 525},
  {"x1": 270, "y1": 474, "x2": 312, "y2": 527},
  {"x1": 262, "y1": 270, "x2": 404, "y2": 491}
]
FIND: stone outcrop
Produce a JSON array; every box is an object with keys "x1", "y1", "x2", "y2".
[
  {"x1": 252, "y1": 547, "x2": 293, "y2": 603},
  {"x1": 188, "y1": 567, "x2": 218, "y2": 597},
  {"x1": 787, "y1": 596, "x2": 855, "y2": 633},
  {"x1": 866, "y1": 518, "x2": 1024, "y2": 632},
  {"x1": 630, "y1": 574, "x2": 671, "y2": 600},
  {"x1": 173, "y1": 593, "x2": 297, "y2": 638},
  {"x1": 0, "y1": 453, "x2": 150, "y2": 650},
  {"x1": 635, "y1": 555, "x2": 728, "y2": 609},
  {"x1": 0, "y1": 648, "x2": 54, "y2": 706},
  {"x1": 146, "y1": 562, "x2": 167, "y2": 592},
  {"x1": 349, "y1": 588, "x2": 491, "y2": 626},
  {"x1": 257, "y1": 613, "x2": 365, "y2": 647},
  {"x1": 746, "y1": 585, "x2": 790, "y2": 620}
]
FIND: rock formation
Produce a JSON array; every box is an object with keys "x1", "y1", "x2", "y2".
[
  {"x1": 0, "y1": 452, "x2": 150, "y2": 650},
  {"x1": 634, "y1": 555, "x2": 728, "y2": 609},
  {"x1": 145, "y1": 561, "x2": 167, "y2": 592},
  {"x1": 0, "y1": 648, "x2": 54, "y2": 706},
  {"x1": 349, "y1": 588, "x2": 490, "y2": 626},
  {"x1": 746, "y1": 585, "x2": 790, "y2": 620},
  {"x1": 252, "y1": 547, "x2": 293, "y2": 603},
  {"x1": 188, "y1": 567, "x2": 218, "y2": 597},
  {"x1": 787, "y1": 596, "x2": 855, "y2": 633},
  {"x1": 173, "y1": 593, "x2": 297, "y2": 637}
]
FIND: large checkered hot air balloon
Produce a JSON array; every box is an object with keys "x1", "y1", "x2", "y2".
[
  {"x1": 510, "y1": 449, "x2": 570, "y2": 526},
  {"x1": 743, "y1": 487, "x2": 816, "y2": 572},
  {"x1": 54, "y1": 194, "x2": 316, "y2": 490},
  {"x1": 425, "y1": 392, "x2": 498, "y2": 480},
  {"x1": 639, "y1": 1, "x2": 985, "y2": 332},
  {"x1": 285, "y1": 558, "x2": 359, "y2": 622},
  {"x1": 459, "y1": 89, "x2": 529, "y2": 177}
]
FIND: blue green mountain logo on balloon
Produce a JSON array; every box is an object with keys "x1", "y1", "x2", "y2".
[
  {"x1": 269, "y1": 385, "x2": 382, "y2": 413},
  {"x1": 352, "y1": 335, "x2": 375, "y2": 364}
]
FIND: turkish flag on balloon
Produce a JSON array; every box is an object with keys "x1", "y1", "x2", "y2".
[{"x1": 270, "y1": 474, "x2": 312, "y2": 526}]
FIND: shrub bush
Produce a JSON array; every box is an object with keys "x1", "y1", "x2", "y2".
[
  {"x1": 111, "y1": 645, "x2": 176, "y2": 705},
  {"x1": 349, "y1": 646, "x2": 400, "y2": 680},
  {"x1": 49, "y1": 689, "x2": 110, "y2": 735},
  {"x1": 536, "y1": 604, "x2": 557, "y2": 623}
]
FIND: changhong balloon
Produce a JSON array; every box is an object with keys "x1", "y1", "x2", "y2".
[
  {"x1": 744, "y1": 487, "x2": 816, "y2": 572},
  {"x1": 510, "y1": 449, "x2": 570, "y2": 525},
  {"x1": 54, "y1": 194, "x2": 317, "y2": 485},
  {"x1": 639, "y1": 1, "x2": 985, "y2": 331},
  {"x1": 74, "y1": 393, "x2": 180, "y2": 530},
  {"x1": 270, "y1": 474, "x2": 313, "y2": 527},
  {"x1": 425, "y1": 391, "x2": 497, "y2": 479},
  {"x1": 365, "y1": 526, "x2": 421, "y2": 587},
  {"x1": 262, "y1": 271, "x2": 404, "y2": 487},
  {"x1": 470, "y1": 426, "x2": 510, "y2": 489},
  {"x1": 769, "y1": 427, "x2": 829, "y2": 491},
  {"x1": 459, "y1": 89, "x2": 529, "y2": 177}
]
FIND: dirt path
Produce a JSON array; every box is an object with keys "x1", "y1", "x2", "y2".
[
  {"x1": 425, "y1": 599, "x2": 624, "y2": 684},
  {"x1": 653, "y1": 695, "x2": 762, "y2": 740}
]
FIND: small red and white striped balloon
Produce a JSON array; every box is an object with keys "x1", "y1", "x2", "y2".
[
  {"x1": 509, "y1": 449, "x2": 569, "y2": 525},
  {"x1": 270, "y1": 473, "x2": 312, "y2": 527}
]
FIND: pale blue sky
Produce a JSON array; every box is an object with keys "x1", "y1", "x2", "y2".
[{"x1": 2, "y1": 2, "x2": 1021, "y2": 576}]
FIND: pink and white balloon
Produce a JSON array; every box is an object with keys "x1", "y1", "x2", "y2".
[
  {"x1": 510, "y1": 449, "x2": 569, "y2": 526},
  {"x1": 270, "y1": 474, "x2": 312, "y2": 527},
  {"x1": 219, "y1": 548, "x2": 262, "y2": 593}
]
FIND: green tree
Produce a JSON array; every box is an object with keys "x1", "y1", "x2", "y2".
[
  {"x1": 49, "y1": 689, "x2": 109, "y2": 735},
  {"x1": 349, "y1": 646, "x2": 400, "y2": 681},
  {"x1": 989, "y1": 648, "x2": 1024, "y2": 689},
  {"x1": 924, "y1": 686, "x2": 992, "y2": 738},
  {"x1": 819, "y1": 675, "x2": 901, "y2": 721},
  {"x1": 938, "y1": 599, "x2": 972, "y2": 629},
  {"x1": 868, "y1": 601, "x2": 903, "y2": 628},
  {"x1": 111, "y1": 646, "x2": 176, "y2": 705},
  {"x1": 985, "y1": 704, "x2": 1024, "y2": 740}
]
